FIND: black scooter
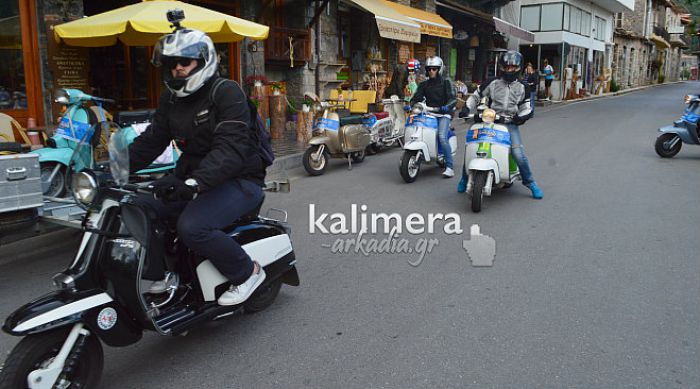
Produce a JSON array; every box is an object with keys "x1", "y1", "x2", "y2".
[{"x1": 0, "y1": 124, "x2": 298, "y2": 388}]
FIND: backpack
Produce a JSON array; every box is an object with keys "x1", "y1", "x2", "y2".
[{"x1": 209, "y1": 77, "x2": 275, "y2": 168}]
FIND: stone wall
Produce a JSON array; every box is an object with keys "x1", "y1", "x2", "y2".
[
  {"x1": 239, "y1": 1, "x2": 265, "y2": 86},
  {"x1": 619, "y1": 0, "x2": 648, "y2": 37},
  {"x1": 612, "y1": 37, "x2": 653, "y2": 89}
]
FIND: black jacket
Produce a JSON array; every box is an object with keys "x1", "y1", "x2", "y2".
[
  {"x1": 410, "y1": 76, "x2": 456, "y2": 109},
  {"x1": 525, "y1": 72, "x2": 539, "y2": 89},
  {"x1": 129, "y1": 77, "x2": 265, "y2": 191}
]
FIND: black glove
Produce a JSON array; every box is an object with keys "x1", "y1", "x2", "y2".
[
  {"x1": 511, "y1": 115, "x2": 527, "y2": 125},
  {"x1": 151, "y1": 175, "x2": 196, "y2": 203}
]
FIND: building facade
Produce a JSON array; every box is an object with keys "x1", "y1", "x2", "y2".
[
  {"x1": 518, "y1": 0, "x2": 634, "y2": 100},
  {"x1": 611, "y1": 0, "x2": 690, "y2": 90}
]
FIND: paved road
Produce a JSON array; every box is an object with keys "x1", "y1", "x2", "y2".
[{"x1": 1, "y1": 83, "x2": 699, "y2": 389}]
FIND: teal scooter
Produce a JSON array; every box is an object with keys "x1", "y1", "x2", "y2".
[{"x1": 32, "y1": 89, "x2": 177, "y2": 197}]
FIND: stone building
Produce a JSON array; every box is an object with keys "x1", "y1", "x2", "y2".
[{"x1": 611, "y1": 0, "x2": 690, "y2": 89}]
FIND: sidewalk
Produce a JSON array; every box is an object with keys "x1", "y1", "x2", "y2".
[{"x1": 541, "y1": 80, "x2": 688, "y2": 106}]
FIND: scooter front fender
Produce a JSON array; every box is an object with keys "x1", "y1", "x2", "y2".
[
  {"x1": 404, "y1": 141, "x2": 431, "y2": 162},
  {"x1": 468, "y1": 159, "x2": 500, "y2": 185},
  {"x1": 308, "y1": 136, "x2": 331, "y2": 147},
  {"x1": 658, "y1": 123, "x2": 699, "y2": 145},
  {"x1": 3, "y1": 289, "x2": 142, "y2": 347}
]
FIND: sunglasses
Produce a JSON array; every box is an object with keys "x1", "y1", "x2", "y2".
[
  {"x1": 163, "y1": 57, "x2": 195, "y2": 69},
  {"x1": 427, "y1": 67, "x2": 440, "y2": 72}
]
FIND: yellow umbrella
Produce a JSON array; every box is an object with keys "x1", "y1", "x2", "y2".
[{"x1": 53, "y1": 0, "x2": 268, "y2": 47}]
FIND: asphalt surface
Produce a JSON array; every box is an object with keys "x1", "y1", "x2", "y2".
[{"x1": 1, "y1": 83, "x2": 699, "y2": 389}]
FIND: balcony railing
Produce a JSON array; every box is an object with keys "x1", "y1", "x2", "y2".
[
  {"x1": 265, "y1": 26, "x2": 312, "y2": 65},
  {"x1": 653, "y1": 25, "x2": 670, "y2": 41}
]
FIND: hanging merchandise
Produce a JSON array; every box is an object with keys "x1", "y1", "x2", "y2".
[{"x1": 289, "y1": 36, "x2": 295, "y2": 68}]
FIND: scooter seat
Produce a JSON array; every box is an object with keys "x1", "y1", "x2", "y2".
[
  {"x1": 373, "y1": 111, "x2": 389, "y2": 120},
  {"x1": 339, "y1": 115, "x2": 364, "y2": 126}
]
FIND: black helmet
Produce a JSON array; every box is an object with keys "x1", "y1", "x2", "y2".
[{"x1": 498, "y1": 51, "x2": 523, "y2": 82}]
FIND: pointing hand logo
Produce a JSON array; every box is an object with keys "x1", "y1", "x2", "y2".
[{"x1": 462, "y1": 224, "x2": 496, "y2": 267}]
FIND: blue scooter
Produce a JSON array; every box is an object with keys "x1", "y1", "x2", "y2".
[
  {"x1": 32, "y1": 89, "x2": 177, "y2": 197},
  {"x1": 655, "y1": 94, "x2": 700, "y2": 158}
]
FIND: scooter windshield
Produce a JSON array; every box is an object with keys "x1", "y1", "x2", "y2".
[
  {"x1": 108, "y1": 127, "x2": 130, "y2": 186},
  {"x1": 67, "y1": 121, "x2": 120, "y2": 176}
]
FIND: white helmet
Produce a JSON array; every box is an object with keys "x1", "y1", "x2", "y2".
[
  {"x1": 425, "y1": 56, "x2": 444, "y2": 75},
  {"x1": 152, "y1": 28, "x2": 218, "y2": 98}
]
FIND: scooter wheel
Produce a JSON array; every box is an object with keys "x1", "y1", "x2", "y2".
[
  {"x1": 400, "y1": 151, "x2": 421, "y2": 183},
  {"x1": 0, "y1": 327, "x2": 104, "y2": 389},
  {"x1": 40, "y1": 162, "x2": 66, "y2": 197},
  {"x1": 654, "y1": 133, "x2": 682, "y2": 158},
  {"x1": 471, "y1": 171, "x2": 487, "y2": 213},
  {"x1": 303, "y1": 146, "x2": 329, "y2": 176},
  {"x1": 244, "y1": 279, "x2": 283, "y2": 314}
]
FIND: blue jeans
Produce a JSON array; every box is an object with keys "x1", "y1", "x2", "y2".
[
  {"x1": 133, "y1": 178, "x2": 263, "y2": 285},
  {"x1": 530, "y1": 91, "x2": 536, "y2": 115},
  {"x1": 437, "y1": 116, "x2": 453, "y2": 169},
  {"x1": 507, "y1": 124, "x2": 535, "y2": 186}
]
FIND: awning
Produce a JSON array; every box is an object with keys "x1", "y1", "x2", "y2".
[
  {"x1": 384, "y1": 1, "x2": 452, "y2": 39},
  {"x1": 345, "y1": 0, "x2": 421, "y2": 43},
  {"x1": 493, "y1": 17, "x2": 534, "y2": 43},
  {"x1": 53, "y1": 0, "x2": 269, "y2": 47},
  {"x1": 435, "y1": 0, "x2": 494, "y2": 25},
  {"x1": 649, "y1": 33, "x2": 671, "y2": 50}
]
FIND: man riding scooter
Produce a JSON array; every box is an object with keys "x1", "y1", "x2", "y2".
[
  {"x1": 410, "y1": 56, "x2": 457, "y2": 178},
  {"x1": 128, "y1": 25, "x2": 267, "y2": 305},
  {"x1": 460, "y1": 50, "x2": 543, "y2": 199}
]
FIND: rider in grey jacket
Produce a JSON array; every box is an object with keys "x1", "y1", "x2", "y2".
[{"x1": 460, "y1": 50, "x2": 543, "y2": 199}]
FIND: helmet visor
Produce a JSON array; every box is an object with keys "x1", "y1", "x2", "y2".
[{"x1": 152, "y1": 33, "x2": 210, "y2": 67}]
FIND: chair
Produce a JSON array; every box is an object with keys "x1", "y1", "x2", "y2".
[
  {"x1": 0, "y1": 113, "x2": 31, "y2": 144},
  {"x1": 328, "y1": 90, "x2": 377, "y2": 114}
]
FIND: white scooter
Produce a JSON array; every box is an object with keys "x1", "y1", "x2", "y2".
[
  {"x1": 399, "y1": 101, "x2": 456, "y2": 183},
  {"x1": 463, "y1": 108, "x2": 520, "y2": 212},
  {"x1": 367, "y1": 96, "x2": 406, "y2": 153}
]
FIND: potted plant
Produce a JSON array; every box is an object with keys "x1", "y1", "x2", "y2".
[
  {"x1": 244, "y1": 74, "x2": 270, "y2": 96},
  {"x1": 270, "y1": 81, "x2": 284, "y2": 96}
]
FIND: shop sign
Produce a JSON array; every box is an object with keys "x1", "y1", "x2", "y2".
[
  {"x1": 376, "y1": 19, "x2": 421, "y2": 43},
  {"x1": 46, "y1": 21, "x2": 90, "y2": 92},
  {"x1": 418, "y1": 23, "x2": 452, "y2": 39}
]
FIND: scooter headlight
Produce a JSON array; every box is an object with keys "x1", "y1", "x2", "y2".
[
  {"x1": 55, "y1": 89, "x2": 70, "y2": 105},
  {"x1": 482, "y1": 109, "x2": 496, "y2": 123},
  {"x1": 684, "y1": 95, "x2": 691, "y2": 104},
  {"x1": 72, "y1": 171, "x2": 98, "y2": 206}
]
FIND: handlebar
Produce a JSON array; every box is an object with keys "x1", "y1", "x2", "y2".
[
  {"x1": 92, "y1": 96, "x2": 116, "y2": 104},
  {"x1": 122, "y1": 183, "x2": 153, "y2": 194}
]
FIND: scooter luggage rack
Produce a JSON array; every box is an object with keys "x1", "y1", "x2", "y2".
[{"x1": 261, "y1": 179, "x2": 289, "y2": 224}]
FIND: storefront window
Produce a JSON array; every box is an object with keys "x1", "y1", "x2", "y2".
[
  {"x1": 541, "y1": 44, "x2": 562, "y2": 77},
  {"x1": 0, "y1": 1, "x2": 26, "y2": 109},
  {"x1": 541, "y1": 4, "x2": 563, "y2": 31},
  {"x1": 521, "y1": 6, "x2": 540, "y2": 32}
]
